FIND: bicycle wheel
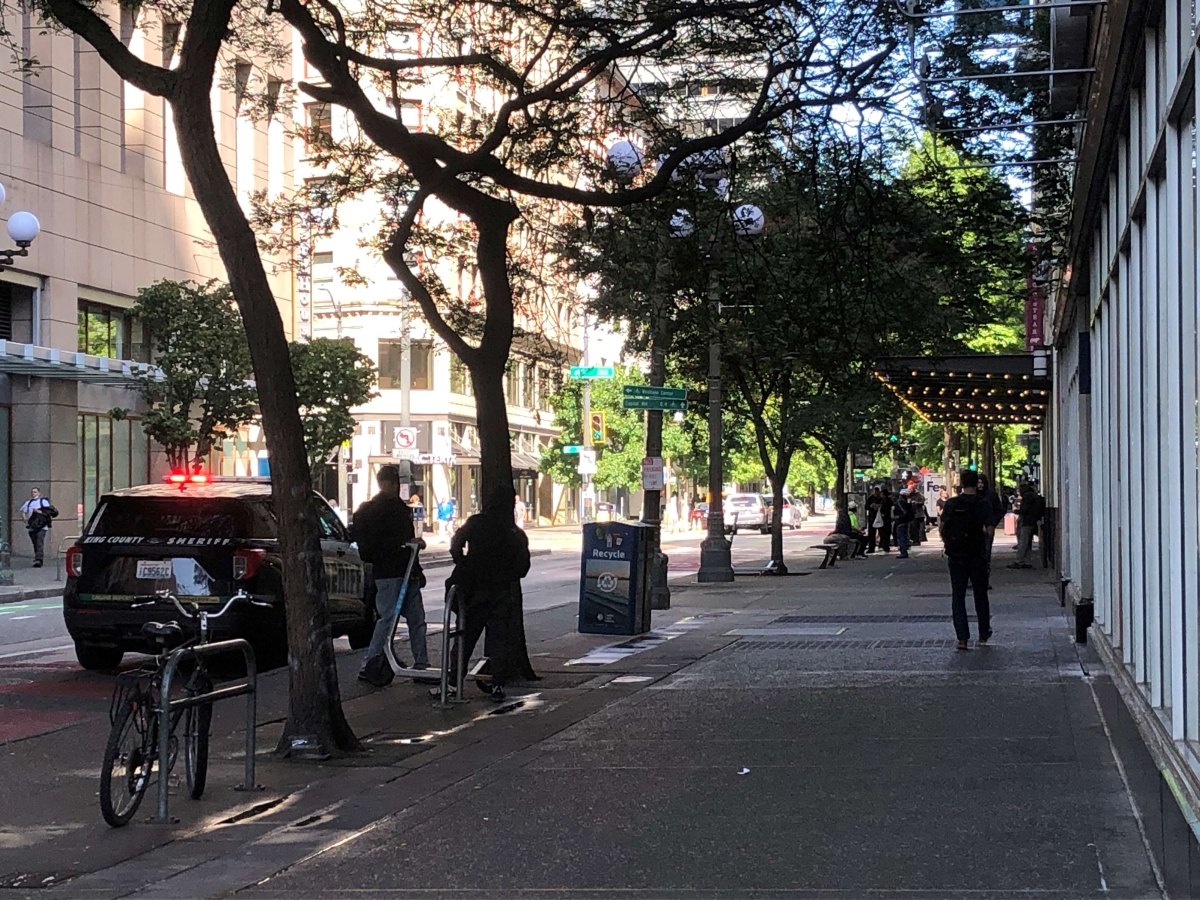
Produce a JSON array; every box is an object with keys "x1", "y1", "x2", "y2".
[
  {"x1": 184, "y1": 674, "x2": 213, "y2": 800},
  {"x1": 100, "y1": 699, "x2": 153, "y2": 827}
]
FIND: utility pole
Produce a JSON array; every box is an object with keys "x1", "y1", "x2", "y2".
[
  {"x1": 398, "y1": 293, "x2": 413, "y2": 494},
  {"x1": 580, "y1": 312, "x2": 594, "y2": 523},
  {"x1": 641, "y1": 286, "x2": 672, "y2": 606},
  {"x1": 697, "y1": 262, "x2": 733, "y2": 583}
]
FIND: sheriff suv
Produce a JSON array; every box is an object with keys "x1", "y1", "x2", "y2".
[{"x1": 63, "y1": 479, "x2": 374, "y2": 671}]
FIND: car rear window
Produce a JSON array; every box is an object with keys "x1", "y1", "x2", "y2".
[
  {"x1": 87, "y1": 497, "x2": 277, "y2": 540},
  {"x1": 728, "y1": 496, "x2": 758, "y2": 507}
]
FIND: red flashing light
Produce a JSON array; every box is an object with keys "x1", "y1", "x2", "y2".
[
  {"x1": 166, "y1": 470, "x2": 210, "y2": 486},
  {"x1": 66, "y1": 546, "x2": 83, "y2": 578},
  {"x1": 232, "y1": 549, "x2": 265, "y2": 581}
]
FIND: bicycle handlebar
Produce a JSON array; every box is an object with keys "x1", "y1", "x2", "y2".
[{"x1": 130, "y1": 589, "x2": 269, "y2": 619}]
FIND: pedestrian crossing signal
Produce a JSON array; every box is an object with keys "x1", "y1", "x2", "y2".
[{"x1": 590, "y1": 412, "x2": 606, "y2": 444}]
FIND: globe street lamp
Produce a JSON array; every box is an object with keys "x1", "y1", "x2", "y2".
[
  {"x1": 0, "y1": 182, "x2": 41, "y2": 273},
  {"x1": 695, "y1": 201, "x2": 765, "y2": 583}
]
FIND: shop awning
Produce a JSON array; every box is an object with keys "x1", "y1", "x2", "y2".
[
  {"x1": 873, "y1": 353, "x2": 1051, "y2": 426},
  {"x1": 451, "y1": 437, "x2": 480, "y2": 466},
  {"x1": 0, "y1": 341, "x2": 162, "y2": 385},
  {"x1": 511, "y1": 451, "x2": 542, "y2": 472}
]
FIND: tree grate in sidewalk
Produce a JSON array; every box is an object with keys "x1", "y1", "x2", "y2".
[
  {"x1": 733, "y1": 638, "x2": 961, "y2": 650},
  {"x1": 773, "y1": 614, "x2": 967, "y2": 623}
]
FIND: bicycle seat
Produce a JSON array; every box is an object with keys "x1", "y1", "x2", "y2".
[{"x1": 141, "y1": 621, "x2": 185, "y2": 647}]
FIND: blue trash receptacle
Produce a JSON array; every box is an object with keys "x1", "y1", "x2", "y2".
[{"x1": 578, "y1": 521, "x2": 652, "y2": 635}]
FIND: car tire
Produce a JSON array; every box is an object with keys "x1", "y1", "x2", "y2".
[{"x1": 75, "y1": 642, "x2": 124, "y2": 671}]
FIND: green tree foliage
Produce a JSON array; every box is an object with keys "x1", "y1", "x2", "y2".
[
  {"x1": 125, "y1": 280, "x2": 256, "y2": 473},
  {"x1": 539, "y1": 367, "x2": 693, "y2": 492},
  {"x1": 289, "y1": 338, "x2": 377, "y2": 481}
]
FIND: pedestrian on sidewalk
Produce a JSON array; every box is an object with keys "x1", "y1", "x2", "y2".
[
  {"x1": 1009, "y1": 483, "x2": 1045, "y2": 569},
  {"x1": 940, "y1": 469, "x2": 993, "y2": 650},
  {"x1": 909, "y1": 486, "x2": 927, "y2": 545},
  {"x1": 20, "y1": 487, "x2": 58, "y2": 568},
  {"x1": 450, "y1": 484, "x2": 533, "y2": 699},
  {"x1": 893, "y1": 489, "x2": 914, "y2": 558},
  {"x1": 352, "y1": 466, "x2": 429, "y2": 686},
  {"x1": 865, "y1": 488, "x2": 883, "y2": 553},
  {"x1": 408, "y1": 492, "x2": 426, "y2": 536},
  {"x1": 976, "y1": 474, "x2": 1005, "y2": 589},
  {"x1": 437, "y1": 497, "x2": 456, "y2": 537},
  {"x1": 879, "y1": 489, "x2": 893, "y2": 553}
]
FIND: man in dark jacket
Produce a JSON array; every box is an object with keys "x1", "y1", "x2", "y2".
[
  {"x1": 865, "y1": 488, "x2": 883, "y2": 553},
  {"x1": 450, "y1": 484, "x2": 532, "y2": 698},
  {"x1": 940, "y1": 469, "x2": 994, "y2": 650},
  {"x1": 893, "y1": 489, "x2": 915, "y2": 559},
  {"x1": 1010, "y1": 483, "x2": 1045, "y2": 569},
  {"x1": 350, "y1": 465, "x2": 428, "y2": 686}
]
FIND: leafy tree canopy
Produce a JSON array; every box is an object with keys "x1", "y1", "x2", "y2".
[
  {"x1": 124, "y1": 280, "x2": 257, "y2": 473},
  {"x1": 289, "y1": 338, "x2": 378, "y2": 480}
]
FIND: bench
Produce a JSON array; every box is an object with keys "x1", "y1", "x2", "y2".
[{"x1": 811, "y1": 543, "x2": 840, "y2": 569}]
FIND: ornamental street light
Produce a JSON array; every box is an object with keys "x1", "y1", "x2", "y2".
[
  {"x1": 691, "y1": 200, "x2": 766, "y2": 584},
  {"x1": 0, "y1": 181, "x2": 41, "y2": 273}
]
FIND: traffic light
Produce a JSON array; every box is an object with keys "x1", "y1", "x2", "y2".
[
  {"x1": 589, "y1": 411, "x2": 607, "y2": 444},
  {"x1": 887, "y1": 433, "x2": 900, "y2": 444},
  {"x1": 968, "y1": 461, "x2": 978, "y2": 472}
]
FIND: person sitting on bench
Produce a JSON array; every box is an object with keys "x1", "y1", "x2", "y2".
[{"x1": 827, "y1": 500, "x2": 868, "y2": 559}]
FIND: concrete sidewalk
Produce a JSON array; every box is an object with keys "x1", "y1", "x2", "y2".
[{"x1": 1, "y1": 532, "x2": 1165, "y2": 898}]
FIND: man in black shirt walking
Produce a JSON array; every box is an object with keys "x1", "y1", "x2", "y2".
[
  {"x1": 939, "y1": 469, "x2": 994, "y2": 650},
  {"x1": 350, "y1": 465, "x2": 429, "y2": 686}
]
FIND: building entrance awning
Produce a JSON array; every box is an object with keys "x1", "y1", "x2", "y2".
[
  {"x1": 0, "y1": 341, "x2": 161, "y2": 385},
  {"x1": 873, "y1": 353, "x2": 1050, "y2": 426}
]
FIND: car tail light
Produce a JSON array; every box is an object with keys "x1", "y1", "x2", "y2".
[
  {"x1": 232, "y1": 549, "x2": 265, "y2": 580},
  {"x1": 66, "y1": 546, "x2": 83, "y2": 578}
]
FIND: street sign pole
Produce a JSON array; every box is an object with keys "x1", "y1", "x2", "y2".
[{"x1": 580, "y1": 316, "x2": 594, "y2": 523}]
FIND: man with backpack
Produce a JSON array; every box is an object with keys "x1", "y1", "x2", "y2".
[
  {"x1": 893, "y1": 489, "x2": 915, "y2": 559},
  {"x1": 350, "y1": 465, "x2": 429, "y2": 687},
  {"x1": 1009, "y1": 483, "x2": 1045, "y2": 569},
  {"x1": 940, "y1": 469, "x2": 994, "y2": 650},
  {"x1": 20, "y1": 487, "x2": 57, "y2": 568}
]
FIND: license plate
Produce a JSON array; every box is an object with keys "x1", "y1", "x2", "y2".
[{"x1": 136, "y1": 560, "x2": 173, "y2": 580}]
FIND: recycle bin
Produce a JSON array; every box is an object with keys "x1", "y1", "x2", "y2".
[{"x1": 578, "y1": 521, "x2": 652, "y2": 635}]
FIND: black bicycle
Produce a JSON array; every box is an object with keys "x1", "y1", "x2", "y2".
[{"x1": 99, "y1": 589, "x2": 261, "y2": 827}]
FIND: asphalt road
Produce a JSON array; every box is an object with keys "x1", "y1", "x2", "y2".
[{"x1": 0, "y1": 523, "x2": 831, "y2": 667}]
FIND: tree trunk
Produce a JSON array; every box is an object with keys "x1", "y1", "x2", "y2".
[
  {"x1": 470, "y1": 354, "x2": 514, "y2": 501},
  {"x1": 172, "y1": 95, "x2": 358, "y2": 756},
  {"x1": 769, "y1": 455, "x2": 792, "y2": 573}
]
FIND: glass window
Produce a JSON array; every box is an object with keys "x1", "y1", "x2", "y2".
[
  {"x1": 88, "y1": 496, "x2": 277, "y2": 539},
  {"x1": 83, "y1": 415, "x2": 97, "y2": 525},
  {"x1": 506, "y1": 361, "x2": 522, "y2": 406},
  {"x1": 305, "y1": 102, "x2": 332, "y2": 151},
  {"x1": 522, "y1": 364, "x2": 535, "y2": 409},
  {"x1": 131, "y1": 418, "x2": 149, "y2": 485},
  {"x1": 450, "y1": 354, "x2": 473, "y2": 396},
  {"x1": 378, "y1": 339, "x2": 432, "y2": 390},
  {"x1": 316, "y1": 499, "x2": 346, "y2": 540},
  {"x1": 112, "y1": 418, "x2": 130, "y2": 490},
  {"x1": 538, "y1": 367, "x2": 556, "y2": 411},
  {"x1": 77, "y1": 302, "x2": 133, "y2": 359},
  {"x1": 411, "y1": 340, "x2": 432, "y2": 390},
  {"x1": 378, "y1": 339, "x2": 403, "y2": 389}
]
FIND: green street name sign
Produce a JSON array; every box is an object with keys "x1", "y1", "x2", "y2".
[
  {"x1": 562, "y1": 445, "x2": 584, "y2": 454},
  {"x1": 622, "y1": 397, "x2": 687, "y2": 412},
  {"x1": 623, "y1": 385, "x2": 687, "y2": 400},
  {"x1": 569, "y1": 366, "x2": 615, "y2": 379}
]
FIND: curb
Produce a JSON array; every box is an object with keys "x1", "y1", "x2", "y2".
[
  {"x1": 0, "y1": 550, "x2": 559, "y2": 603},
  {"x1": 0, "y1": 585, "x2": 64, "y2": 605}
]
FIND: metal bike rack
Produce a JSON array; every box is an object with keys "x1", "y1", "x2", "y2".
[
  {"x1": 436, "y1": 586, "x2": 467, "y2": 708},
  {"x1": 156, "y1": 638, "x2": 258, "y2": 824}
]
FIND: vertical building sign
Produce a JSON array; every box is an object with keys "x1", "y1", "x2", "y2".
[
  {"x1": 1025, "y1": 242, "x2": 1047, "y2": 351},
  {"x1": 296, "y1": 215, "x2": 312, "y2": 341}
]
